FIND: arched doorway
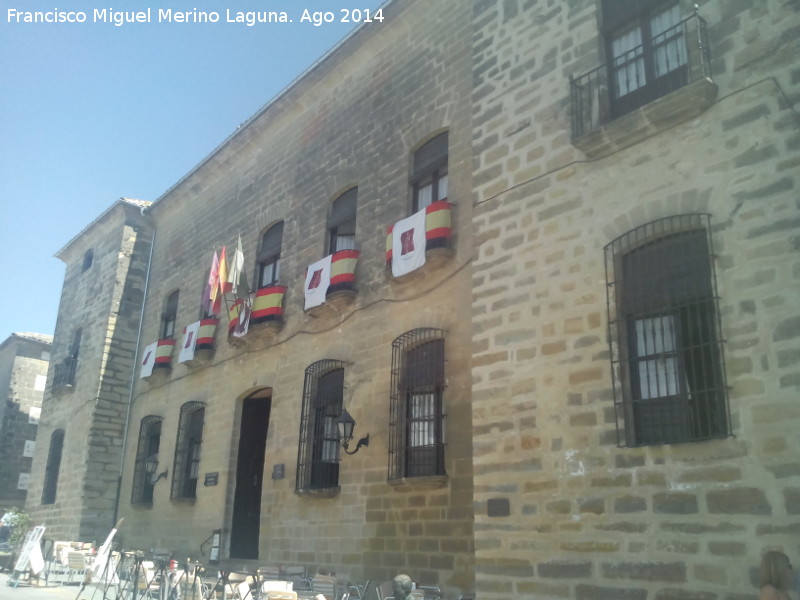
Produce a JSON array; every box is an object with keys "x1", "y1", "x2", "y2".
[{"x1": 229, "y1": 388, "x2": 271, "y2": 559}]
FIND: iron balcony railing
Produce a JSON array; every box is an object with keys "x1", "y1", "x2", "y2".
[
  {"x1": 52, "y1": 356, "x2": 77, "y2": 388},
  {"x1": 570, "y1": 8, "x2": 711, "y2": 140}
]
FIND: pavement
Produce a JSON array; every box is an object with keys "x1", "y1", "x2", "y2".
[{"x1": 0, "y1": 573, "x2": 105, "y2": 600}]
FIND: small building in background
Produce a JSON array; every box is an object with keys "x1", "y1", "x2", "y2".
[{"x1": 0, "y1": 333, "x2": 52, "y2": 512}]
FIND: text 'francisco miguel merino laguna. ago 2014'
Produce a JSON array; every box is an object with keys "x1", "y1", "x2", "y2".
[{"x1": 6, "y1": 7, "x2": 385, "y2": 27}]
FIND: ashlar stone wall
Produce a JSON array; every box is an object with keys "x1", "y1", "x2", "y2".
[
  {"x1": 470, "y1": 0, "x2": 799, "y2": 598},
  {"x1": 119, "y1": 0, "x2": 474, "y2": 593},
  {"x1": 0, "y1": 334, "x2": 51, "y2": 510},
  {"x1": 27, "y1": 200, "x2": 153, "y2": 542}
]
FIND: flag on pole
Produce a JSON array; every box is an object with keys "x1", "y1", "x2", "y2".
[
  {"x1": 205, "y1": 250, "x2": 220, "y2": 315},
  {"x1": 214, "y1": 246, "x2": 228, "y2": 314},
  {"x1": 226, "y1": 235, "x2": 247, "y2": 296}
]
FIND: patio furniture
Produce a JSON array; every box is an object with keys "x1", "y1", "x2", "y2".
[
  {"x1": 59, "y1": 551, "x2": 89, "y2": 585},
  {"x1": 237, "y1": 580, "x2": 254, "y2": 600}
]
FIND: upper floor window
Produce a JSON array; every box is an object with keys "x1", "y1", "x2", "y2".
[
  {"x1": 131, "y1": 415, "x2": 163, "y2": 506},
  {"x1": 604, "y1": 214, "x2": 730, "y2": 447},
  {"x1": 82, "y1": 249, "x2": 94, "y2": 272},
  {"x1": 42, "y1": 429, "x2": 65, "y2": 504},
  {"x1": 257, "y1": 222, "x2": 283, "y2": 288},
  {"x1": 171, "y1": 401, "x2": 205, "y2": 501},
  {"x1": 388, "y1": 328, "x2": 446, "y2": 480},
  {"x1": 54, "y1": 329, "x2": 81, "y2": 388},
  {"x1": 162, "y1": 291, "x2": 179, "y2": 339},
  {"x1": 603, "y1": 1, "x2": 687, "y2": 118},
  {"x1": 296, "y1": 360, "x2": 345, "y2": 492},
  {"x1": 328, "y1": 188, "x2": 357, "y2": 254},
  {"x1": 412, "y1": 133, "x2": 448, "y2": 212}
]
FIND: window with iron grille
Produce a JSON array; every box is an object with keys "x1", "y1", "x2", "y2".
[
  {"x1": 162, "y1": 290, "x2": 179, "y2": 339},
  {"x1": 605, "y1": 214, "x2": 730, "y2": 447},
  {"x1": 328, "y1": 188, "x2": 357, "y2": 254},
  {"x1": 41, "y1": 429, "x2": 65, "y2": 504},
  {"x1": 257, "y1": 222, "x2": 283, "y2": 288},
  {"x1": 412, "y1": 133, "x2": 448, "y2": 213},
  {"x1": 171, "y1": 402, "x2": 205, "y2": 501},
  {"x1": 296, "y1": 360, "x2": 345, "y2": 492},
  {"x1": 389, "y1": 328, "x2": 446, "y2": 480},
  {"x1": 603, "y1": 0, "x2": 688, "y2": 119},
  {"x1": 54, "y1": 329, "x2": 81, "y2": 388},
  {"x1": 131, "y1": 416, "x2": 163, "y2": 506}
]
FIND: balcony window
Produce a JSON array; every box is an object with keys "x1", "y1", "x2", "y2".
[
  {"x1": 162, "y1": 291, "x2": 179, "y2": 339},
  {"x1": 328, "y1": 188, "x2": 357, "y2": 254},
  {"x1": 412, "y1": 133, "x2": 448, "y2": 212},
  {"x1": 570, "y1": 5, "x2": 712, "y2": 143},
  {"x1": 257, "y1": 222, "x2": 283, "y2": 288},
  {"x1": 604, "y1": 214, "x2": 730, "y2": 447}
]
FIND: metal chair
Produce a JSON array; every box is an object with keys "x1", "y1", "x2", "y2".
[
  {"x1": 310, "y1": 573, "x2": 336, "y2": 600},
  {"x1": 375, "y1": 581, "x2": 394, "y2": 600}
]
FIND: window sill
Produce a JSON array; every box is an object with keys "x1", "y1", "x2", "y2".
[
  {"x1": 572, "y1": 77, "x2": 718, "y2": 158},
  {"x1": 387, "y1": 475, "x2": 448, "y2": 492},
  {"x1": 295, "y1": 486, "x2": 341, "y2": 498},
  {"x1": 52, "y1": 383, "x2": 75, "y2": 396}
]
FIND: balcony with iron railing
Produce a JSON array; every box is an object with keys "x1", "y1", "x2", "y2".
[
  {"x1": 52, "y1": 356, "x2": 77, "y2": 391},
  {"x1": 570, "y1": 8, "x2": 716, "y2": 156}
]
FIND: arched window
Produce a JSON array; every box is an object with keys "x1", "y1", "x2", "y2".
[
  {"x1": 388, "y1": 328, "x2": 446, "y2": 480},
  {"x1": 328, "y1": 188, "x2": 357, "y2": 254},
  {"x1": 257, "y1": 222, "x2": 283, "y2": 288},
  {"x1": 604, "y1": 214, "x2": 729, "y2": 446},
  {"x1": 412, "y1": 132, "x2": 448, "y2": 212},
  {"x1": 171, "y1": 402, "x2": 205, "y2": 500},
  {"x1": 42, "y1": 429, "x2": 65, "y2": 504},
  {"x1": 131, "y1": 416, "x2": 163, "y2": 505},
  {"x1": 82, "y1": 248, "x2": 94, "y2": 272},
  {"x1": 162, "y1": 291, "x2": 179, "y2": 339},
  {"x1": 296, "y1": 360, "x2": 346, "y2": 492}
]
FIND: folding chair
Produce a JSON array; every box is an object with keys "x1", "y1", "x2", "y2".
[{"x1": 59, "y1": 551, "x2": 88, "y2": 585}]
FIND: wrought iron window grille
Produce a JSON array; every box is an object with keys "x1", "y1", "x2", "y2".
[
  {"x1": 296, "y1": 360, "x2": 347, "y2": 493},
  {"x1": 171, "y1": 401, "x2": 205, "y2": 501},
  {"x1": 131, "y1": 415, "x2": 163, "y2": 506},
  {"x1": 388, "y1": 328, "x2": 447, "y2": 481},
  {"x1": 604, "y1": 214, "x2": 730, "y2": 447}
]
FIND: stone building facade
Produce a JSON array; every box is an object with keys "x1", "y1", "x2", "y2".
[
  {"x1": 118, "y1": 0, "x2": 475, "y2": 591},
  {"x1": 26, "y1": 199, "x2": 153, "y2": 543},
  {"x1": 0, "y1": 333, "x2": 51, "y2": 511},
  {"x1": 24, "y1": 0, "x2": 799, "y2": 597},
  {"x1": 469, "y1": 0, "x2": 799, "y2": 598}
]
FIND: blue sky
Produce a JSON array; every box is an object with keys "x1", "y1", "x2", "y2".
[{"x1": 0, "y1": 0, "x2": 385, "y2": 341}]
